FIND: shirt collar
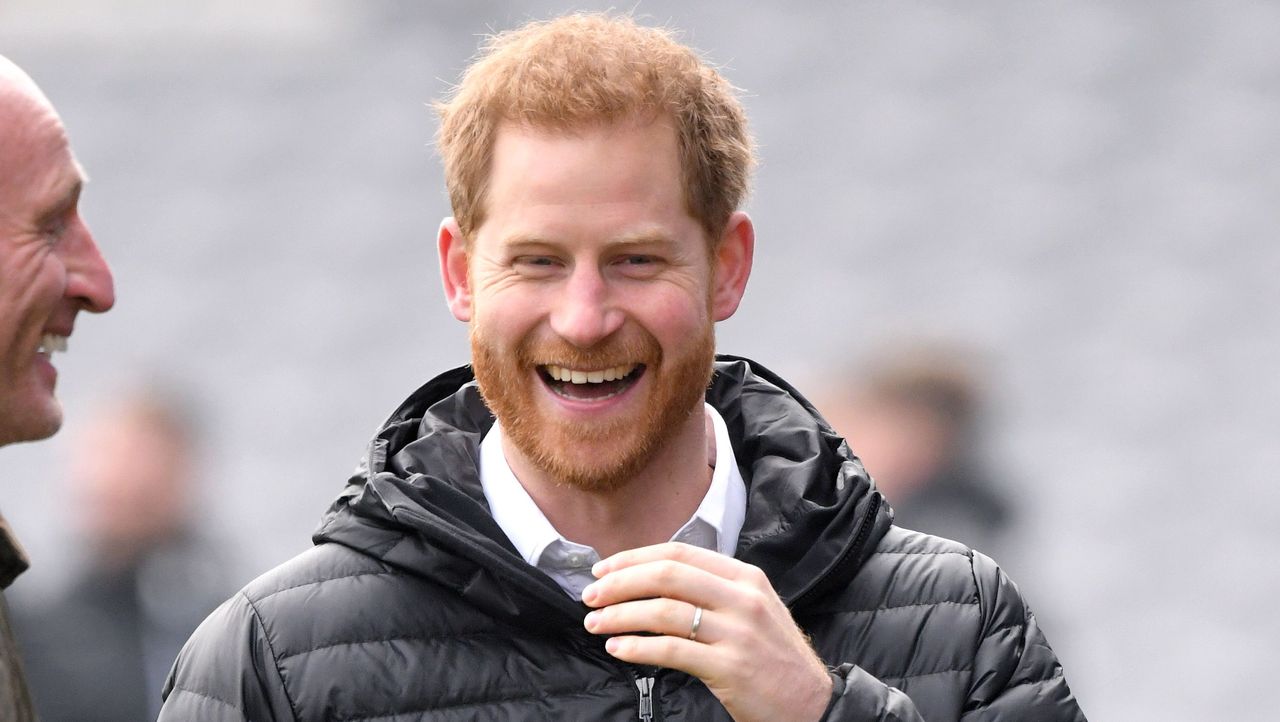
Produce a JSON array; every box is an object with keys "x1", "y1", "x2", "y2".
[
  {"x1": 480, "y1": 403, "x2": 746, "y2": 566},
  {"x1": 479, "y1": 421, "x2": 563, "y2": 567},
  {"x1": 697, "y1": 401, "x2": 746, "y2": 557}
]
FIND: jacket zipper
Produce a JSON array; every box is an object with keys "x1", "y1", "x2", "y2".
[
  {"x1": 790, "y1": 493, "x2": 881, "y2": 609},
  {"x1": 634, "y1": 674, "x2": 655, "y2": 721},
  {"x1": 569, "y1": 639, "x2": 658, "y2": 721}
]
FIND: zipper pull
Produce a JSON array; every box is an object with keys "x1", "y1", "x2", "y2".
[{"x1": 635, "y1": 676, "x2": 654, "y2": 721}]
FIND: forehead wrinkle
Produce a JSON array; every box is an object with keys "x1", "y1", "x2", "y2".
[{"x1": 0, "y1": 110, "x2": 76, "y2": 198}]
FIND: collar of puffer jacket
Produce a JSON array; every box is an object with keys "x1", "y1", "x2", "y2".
[{"x1": 314, "y1": 355, "x2": 892, "y2": 633}]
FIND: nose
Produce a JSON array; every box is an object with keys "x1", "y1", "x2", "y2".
[
  {"x1": 548, "y1": 264, "x2": 624, "y2": 348},
  {"x1": 62, "y1": 217, "x2": 115, "y2": 314}
]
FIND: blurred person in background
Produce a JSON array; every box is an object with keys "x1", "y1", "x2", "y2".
[
  {"x1": 161, "y1": 13, "x2": 1083, "y2": 721},
  {"x1": 815, "y1": 343, "x2": 1016, "y2": 560},
  {"x1": 0, "y1": 54, "x2": 116, "y2": 720},
  {"x1": 11, "y1": 389, "x2": 232, "y2": 722}
]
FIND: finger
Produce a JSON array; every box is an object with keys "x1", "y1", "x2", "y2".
[
  {"x1": 584, "y1": 597, "x2": 709, "y2": 641},
  {"x1": 581, "y1": 557, "x2": 738, "y2": 610},
  {"x1": 603, "y1": 633, "x2": 721, "y2": 678},
  {"x1": 593, "y1": 541, "x2": 747, "y2": 580}
]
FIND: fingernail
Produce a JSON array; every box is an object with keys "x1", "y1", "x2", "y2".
[
  {"x1": 584, "y1": 610, "x2": 600, "y2": 631},
  {"x1": 581, "y1": 583, "x2": 597, "y2": 604},
  {"x1": 605, "y1": 637, "x2": 620, "y2": 654},
  {"x1": 591, "y1": 561, "x2": 606, "y2": 577}
]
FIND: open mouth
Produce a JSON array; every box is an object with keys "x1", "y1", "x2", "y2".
[
  {"x1": 538, "y1": 363, "x2": 645, "y2": 401},
  {"x1": 38, "y1": 334, "x2": 68, "y2": 356}
]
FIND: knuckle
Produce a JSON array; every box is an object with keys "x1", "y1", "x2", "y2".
[
  {"x1": 663, "y1": 600, "x2": 686, "y2": 628},
  {"x1": 742, "y1": 589, "x2": 770, "y2": 618},
  {"x1": 745, "y1": 564, "x2": 770, "y2": 587},
  {"x1": 655, "y1": 560, "x2": 681, "y2": 584},
  {"x1": 670, "y1": 541, "x2": 695, "y2": 561}
]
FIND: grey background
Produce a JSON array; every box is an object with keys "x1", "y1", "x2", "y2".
[{"x1": 3, "y1": 1, "x2": 1278, "y2": 719}]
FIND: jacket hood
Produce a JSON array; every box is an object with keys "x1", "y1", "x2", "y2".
[{"x1": 314, "y1": 356, "x2": 892, "y2": 631}]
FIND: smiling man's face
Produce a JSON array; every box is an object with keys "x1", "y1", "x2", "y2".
[
  {"x1": 441, "y1": 118, "x2": 723, "y2": 491},
  {"x1": 0, "y1": 61, "x2": 115, "y2": 446}
]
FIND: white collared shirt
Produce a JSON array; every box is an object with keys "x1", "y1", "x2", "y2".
[{"x1": 480, "y1": 403, "x2": 747, "y2": 599}]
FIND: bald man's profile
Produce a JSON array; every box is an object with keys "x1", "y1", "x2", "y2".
[{"x1": 0, "y1": 54, "x2": 116, "y2": 719}]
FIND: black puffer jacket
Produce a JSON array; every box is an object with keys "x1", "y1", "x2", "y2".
[{"x1": 160, "y1": 357, "x2": 1085, "y2": 721}]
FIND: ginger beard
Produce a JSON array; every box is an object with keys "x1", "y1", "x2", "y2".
[{"x1": 471, "y1": 320, "x2": 715, "y2": 493}]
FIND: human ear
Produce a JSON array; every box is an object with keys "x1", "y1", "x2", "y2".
[
  {"x1": 710, "y1": 211, "x2": 754, "y2": 321},
  {"x1": 438, "y1": 217, "x2": 472, "y2": 322}
]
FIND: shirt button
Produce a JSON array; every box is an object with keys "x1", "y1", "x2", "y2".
[{"x1": 568, "y1": 553, "x2": 584, "y2": 567}]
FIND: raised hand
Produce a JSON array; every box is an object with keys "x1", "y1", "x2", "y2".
[{"x1": 583, "y1": 542, "x2": 832, "y2": 722}]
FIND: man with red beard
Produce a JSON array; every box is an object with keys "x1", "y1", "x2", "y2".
[
  {"x1": 0, "y1": 55, "x2": 116, "y2": 720},
  {"x1": 161, "y1": 14, "x2": 1085, "y2": 722}
]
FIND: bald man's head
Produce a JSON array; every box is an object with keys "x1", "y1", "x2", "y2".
[
  {"x1": 0, "y1": 55, "x2": 115, "y2": 448},
  {"x1": 0, "y1": 54, "x2": 45, "y2": 97}
]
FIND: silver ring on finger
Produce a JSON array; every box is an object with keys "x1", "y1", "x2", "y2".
[{"x1": 688, "y1": 605, "x2": 703, "y2": 641}]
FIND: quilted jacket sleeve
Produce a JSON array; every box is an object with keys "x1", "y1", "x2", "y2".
[
  {"x1": 960, "y1": 551, "x2": 1085, "y2": 721},
  {"x1": 819, "y1": 549, "x2": 1084, "y2": 722},
  {"x1": 158, "y1": 591, "x2": 296, "y2": 721},
  {"x1": 820, "y1": 663, "x2": 925, "y2": 721}
]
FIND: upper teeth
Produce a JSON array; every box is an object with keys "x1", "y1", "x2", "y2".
[
  {"x1": 39, "y1": 334, "x2": 68, "y2": 354},
  {"x1": 544, "y1": 364, "x2": 636, "y2": 384}
]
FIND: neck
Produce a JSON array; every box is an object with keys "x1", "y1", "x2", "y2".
[{"x1": 505, "y1": 408, "x2": 716, "y2": 559}]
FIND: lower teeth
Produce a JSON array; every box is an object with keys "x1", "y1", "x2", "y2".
[{"x1": 552, "y1": 385, "x2": 625, "y2": 401}]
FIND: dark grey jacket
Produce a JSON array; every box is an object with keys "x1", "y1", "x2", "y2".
[
  {"x1": 0, "y1": 515, "x2": 36, "y2": 722},
  {"x1": 160, "y1": 358, "x2": 1086, "y2": 721}
]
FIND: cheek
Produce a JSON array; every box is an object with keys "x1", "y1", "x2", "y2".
[
  {"x1": 0, "y1": 243, "x2": 53, "y2": 293},
  {"x1": 0, "y1": 251, "x2": 63, "y2": 342},
  {"x1": 472, "y1": 289, "x2": 543, "y2": 343},
  {"x1": 635, "y1": 287, "x2": 713, "y2": 340}
]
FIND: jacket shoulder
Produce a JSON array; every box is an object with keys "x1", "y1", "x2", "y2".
[
  {"x1": 803, "y1": 527, "x2": 986, "y2": 676},
  {"x1": 858, "y1": 525, "x2": 985, "y2": 607},
  {"x1": 874, "y1": 523, "x2": 973, "y2": 555},
  {"x1": 239, "y1": 541, "x2": 392, "y2": 605},
  {"x1": 809, "y1": 525, "x2": 1085, "y2": 721},
  {"x1": 160, "y1": 543, "x2": 401, "y2": 721},
  {"x1": 160, "y1": 586, "x2": 293, "y2": 720},
  {"x1": 163, "y1": 541, "x2": 510, "y2": 721}
]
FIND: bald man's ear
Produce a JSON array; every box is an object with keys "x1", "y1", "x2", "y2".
[
  {"x1": 711, "y1": 211, "x2": 754, "y2": 322},
  {"x1": 438, "y1": 217, "x2": 472, "y2": 322}
]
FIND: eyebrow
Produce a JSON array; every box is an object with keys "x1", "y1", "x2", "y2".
[{"x1": 610, "y1": 230, "x2": 678, "y2": 248}]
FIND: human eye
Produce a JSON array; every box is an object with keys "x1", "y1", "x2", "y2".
[
  {"x1": 38, "y1": 184, "x2": 82, "y2": 247},
  {"x1": 614, "y1": 254, "x2": 663, "y2": 278},
  {"x1": 513, "y1": 255, "x2": 563, "y2": 278},
  {"x1": 41, "y1": 214, "x2": 71, "y2": 246}
]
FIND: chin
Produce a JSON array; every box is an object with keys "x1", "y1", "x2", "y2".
[
  {"x1": 546, "y1": 448, "x2": 648, "y2": 493},
  {"x1": 531, "y1": 413, "x2": 677, "y2": 493},
  {"x1": 2, "y1": 395, "x2": 64, "y2": 445}
]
